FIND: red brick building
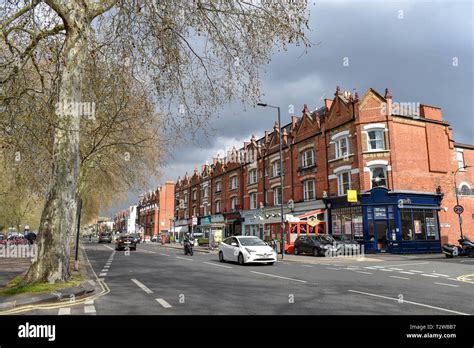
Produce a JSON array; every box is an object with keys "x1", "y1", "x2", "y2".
[
  {"x1": 174, "y1": 87, "x2": 473, "y2": 253},
  {"x1": 137, "y1": 181, "x2": 175, "y2": 240}
]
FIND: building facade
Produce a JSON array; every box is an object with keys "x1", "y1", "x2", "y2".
[
  {"x1": 174, "y1": 87, "x2": 473, "y2": 253},
  {"x1": 137, "y1": 181, "x2": 175, "y2": 240}
]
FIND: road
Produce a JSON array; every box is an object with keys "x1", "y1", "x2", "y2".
[{"x1": 15, "y1": 240, "x2": 474, "y2": 315}]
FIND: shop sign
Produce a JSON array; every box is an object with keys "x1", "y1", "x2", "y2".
[
  {"x1": 200, "y1": 217, "x2": 211, "y2": 225},
  {"x1": 347, "y1": 190, "x2": 358, "y2": 202},
  {"x1": 211, "y1": 214, "x2": 224, "y2": 223},
  {"x1": 373, "y1": 207, "x2": 387, "y2": 219}
]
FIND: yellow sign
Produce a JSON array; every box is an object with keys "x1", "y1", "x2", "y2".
[
  {"x1": 347, "y1": 190, "x2": 358, "y2": 202},
  {"x1": 307, "y1": 216, "x2": 318, "y2": 227}
]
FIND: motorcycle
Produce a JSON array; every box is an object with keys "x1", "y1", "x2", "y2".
[
  {"x1": 184, "y1": 239, "x2": 194, "y2": 256},
  {"x1": 442, "y1": 236, "x2": 474, "y2": 258}
]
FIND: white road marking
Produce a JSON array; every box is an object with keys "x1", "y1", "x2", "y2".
[
  {"x1": 408, "y1": 270, "x2": 423, "y2": 273},
  {"x1": 84, "y1": 305, "x2": 96, "y2": 314},
  {"x1": 156, "y1": 298, "x2": 172, "y2": 308},
  {"x1": 378, "y1": 269, "x2": 393, "y2": 272},
  {"x1": 159, "y1": 253, "x2": 170, "y2": 256},
  {"x1": 460, "y1": 260, "x2": 474, "y2": 263},
  {"x1": 203, "y1": 261, "x2": 232, "y2": 269},
  {"x1": 85, "y1": 299, "x2": 94, "y2": 305},
  {"x1": 378, "y1": 262, "x2": 430, "y2": 268},
  {"x1": 348, "y1": 290, "x2": 469, "y2": 315},
  {"x1": 98, "y1": 278, "x2": 105, "y2": 281},
  {"x1": 431, "y1": 273, "x2": 450, "y2": 277},
  {"x1": 389, "y1": 276, "x2": 410, "y2": 280},
  {"x1": 131, "y1": 279, "x2": 154, "y2": 294},
  {"x1": 388, "y1": 268, "x2": 403, "y2": 271},
  {"x1": 250, "y1": 271, "x2": 307, "y2": 283},
  {"x1": 301, "y1": 265, "x2": 313, "y2": 268},
  {"x1": 176, "y1": 256, "x2": 193, "y2": 261},
  {"x1": 326, "y1": 267, "x2": 341, "y2": 270},
  {"x1": 421, "y1": 274, "x2": 439, "y2": 278},
  {"x1": 399, "y1": 271, "x2": 415, "y2": 275},
  {"x1": 448, "y1": 278, "x2": 461, "y2": 282},
  {"x1": 103, "y1": 245, "x2": 114, "y2": 251},
  {"x1": 356, "y1": 271, "x2": 373, "y2": 275},
  {"x1": 99, "y1": 273, "x2": 107, "y2": 277},
  {"x1": 58, "y1": 308, "x2": 71, "y2": 315},
  {"x1": 435, "y1": 282, "x2": 459, "y2": 288}
]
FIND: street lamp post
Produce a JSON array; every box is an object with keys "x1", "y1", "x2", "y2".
[
  {"x1": 257, "y1": 103, "x2": 286, "y2": 259},
  {"x1": 453, "y1": 165, "x2": 471, "y2": 238}
]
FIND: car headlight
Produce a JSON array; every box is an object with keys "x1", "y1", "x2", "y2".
[
  {"x1": 245, "y1": 247, "x2": 256, "y2": 253},
  {"x1": 321, "y1": 245, "x2": 329, "y2": 249}
]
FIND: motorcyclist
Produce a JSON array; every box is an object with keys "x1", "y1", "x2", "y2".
[{"x1": 183, "y1": 233, "x2": 193, "y2": 254}]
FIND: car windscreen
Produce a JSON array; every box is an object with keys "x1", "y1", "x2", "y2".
[{"x1": 238, "y1": 238, "x2": 266, "y2": 246}]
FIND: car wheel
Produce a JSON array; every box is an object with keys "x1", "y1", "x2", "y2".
[
  {"x1": 267, "y1": 262, "x2": 274, "y2": 265},
  {"x1": 313, "y1": 248, "x2": 319, "y2": 257},
  {"x1": 294, "y1": 247, "x2": 299, "y2": 255},
  {"x1": 108, "y1": 241, "x2": 111, "y2": 243},
  {"x1": 219, "y1": 251, "x2": 225, "y2": 262},
  {"x1": 238, "y1": 253, "x2": 245, "y2": 265}
]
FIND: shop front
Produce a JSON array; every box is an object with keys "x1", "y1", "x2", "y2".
[
  {"x1": 223, "y1": 212, "x2": 242, "y2": 237},
  {"x1": 327, "y1": 187, "x2": 442, "y2": 254},
  {"x1": 241, "y1": 210, "x2": 265, "y2": 240},
  {"x1": 197, "y1": 215, "x2": 224, "y2": 246}
]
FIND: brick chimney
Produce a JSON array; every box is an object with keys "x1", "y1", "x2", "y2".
[
  {"x1": 384, "y1": 88, "x2": 392, "y2": 116},
  {"x1": 420, "y1": 104, "x2": 442, "y2": 121}
]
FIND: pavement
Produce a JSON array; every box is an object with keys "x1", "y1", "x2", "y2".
[{"x1": 6, "y1": 237, "x2": 472, "y2": 315}]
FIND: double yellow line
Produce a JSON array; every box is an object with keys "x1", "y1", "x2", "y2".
[{"x1": 0, "y1": 243, "x2": 110, "y2": 315}]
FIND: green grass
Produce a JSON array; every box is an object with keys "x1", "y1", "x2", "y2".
[{"x1": 0, "y1": 273, "x2": 84, "y2": 296}]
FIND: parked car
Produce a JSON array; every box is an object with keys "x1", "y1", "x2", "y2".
[
  {"x1": 218, "y1": 236, "x2": 276, "y2": 265},
  {"x1": 115, "y1": 234, "x2": 137, "y2": 251},
  {"x1": 98, "y1": 232, "x2": 112, "y2": 243},
  {"x1": 322, "y1": 234, "x2": 361, "y2": 253},
  {"x1": 0, "y1": 234, "x2": 6, "y2": 245},
  {"x1": 293, "y1": 235, "x2": 338, "y2": 256}
]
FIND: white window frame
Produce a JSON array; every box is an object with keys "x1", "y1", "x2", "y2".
[
  {"x1": 215, "y1": 201, "x2": 221, "y2": 213},
  {"x1": 303, "y1": 179, "x2": 315, "y2": 201},
  {"x1": 192, "y1": 190, "x2": 197, "y2": 201},
  {"x1": 230, "y1": 176, "x2": 238, "y2": 190},
  {"x1": 456, "y1": 149, "x2": 465, "y2": 170},
  {"x1": 248, "y1": 169, "x2": 258, "y2": 184},
  {"x1": 337, "y1": 171, "x2": 351, "y2": 196},
  {"x1": 215, "y1": 181, "x2": 222, "y2": 193},
  {"x1": 193, "y1": 206, "x2": 197, "y2": 217},
  {"x1": 301, "y1": 149, "x2": 315, "y2": 168},
  {"x1": 231, "y1": 197, "x2": 238, "y2": 210},
  {"x1": 335, "y1": 137, "x2": 349, "y2": 159},
  {"x1": 272, "y1": 161, "x2": 281, "y2": 178},
  {"x1": 367, "y1": 129, "x2": 385, "y2": 151},
  {"x1": 184, "y1": 194, "x2": 188, "y2": 204},
  {"x1": 250, "y1": 193, "x2": 258, "y2": 210},
  {"x1": 273, "y1": 187, "x2": 282, "y2": 205},
  {"x1": 370, "y1": 166, "x2": 388, "y2": 188}
]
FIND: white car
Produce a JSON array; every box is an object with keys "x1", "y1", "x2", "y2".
[{"x1": 218, "y1": 236, "x2": 277, "y2": 265}]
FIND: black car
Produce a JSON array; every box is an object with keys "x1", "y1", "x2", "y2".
[
  {"x1": 115, "y1": 234, "x2": 137, "y2": 251},
  {"x1": 293, "y1": 235, "x2": 338, "y2": 256}
]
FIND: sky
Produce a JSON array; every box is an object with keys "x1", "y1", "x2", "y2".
[{"x1": 104, "y1": 0, "x2": 473, "y2": 216}]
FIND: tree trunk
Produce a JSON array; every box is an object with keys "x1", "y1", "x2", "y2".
[{"x1": 22, "y1": 12, "x2": 90, "y2": 284}]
